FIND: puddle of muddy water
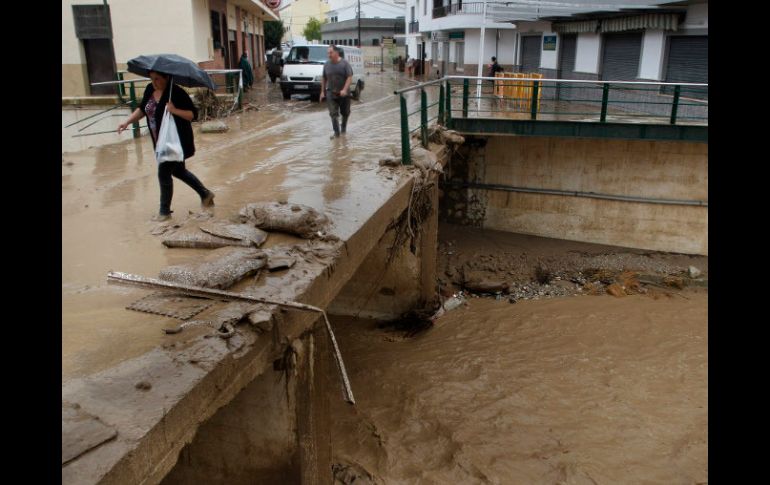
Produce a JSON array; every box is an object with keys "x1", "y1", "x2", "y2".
[{"x1": 328, "y1": 294, "x2": 708, "y2": 484}]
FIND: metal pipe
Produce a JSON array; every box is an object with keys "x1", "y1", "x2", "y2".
[
  {"x1": 90, "y1": 78, "x2": 149, "y2": 86},
  {"x1": 441, "y1": 181, "x2": 708, "y2": 207},
  {"x1": 106, "y1": 271, "x2": 356, "y2": 405},
  {"x1": 394, "y1": 77, "x2": 445, "y2": 94},
  {"x1": 63, "y1": 100, "x2": 132, "y2": 128}
]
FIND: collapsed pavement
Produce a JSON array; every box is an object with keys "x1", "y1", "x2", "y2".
[{"x1": 62, "y1": 125, "x2": 462, "y2": 484}]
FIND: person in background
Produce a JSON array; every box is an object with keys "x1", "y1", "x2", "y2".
[
  {"x1": 406, "y1": 55, "x2": 414, "y2": 77},
  {"x1": 320, "y1": 45, "x2": 353, "y2": 139},
  {"x1": 488, "y1": 56, "x2": 503, "y2": 77},
  {"x1": 117, "y1": 71, "x2": 215, "y2": 221},
  {"x1": 239, "y1": 51, "x2": 254, "y2": 91}
]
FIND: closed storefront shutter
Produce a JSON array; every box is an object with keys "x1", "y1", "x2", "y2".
[
  {"x1": 558, "y1": 34, "x2": 577, "y2": 77},
  {"x1": 520, "y1": 35, "x2": 542, "y2": 73},
  {"x1": 601, "y1": 32, "x2": 642, "y2": 80},
  {"x1": 664, "y1": 36, "x2": 708, "y2": 99}
]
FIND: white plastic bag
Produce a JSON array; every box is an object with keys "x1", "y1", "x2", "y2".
[{"x1": 155, "y1": 83, "x2": 184, "y2": 163}]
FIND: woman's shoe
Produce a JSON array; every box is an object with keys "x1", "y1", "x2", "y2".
[
  {"x1": 152, "y1": 213, "x2": 172, "y2": 222},
  {"x1": 201, "y1": 191, "x2": 216, "y2": 207}
]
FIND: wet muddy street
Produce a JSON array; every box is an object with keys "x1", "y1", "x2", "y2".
[
  {"x1": 329, "y1": 292, "x2": 707, "y2": 484},
  {"x1": 63, "y1": 70, "x2": 707, "y2": 485},
  {"x1": 62, "y1": 72, "x2": 419, "y2": 379}
]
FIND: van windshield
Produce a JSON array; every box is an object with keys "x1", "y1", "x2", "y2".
[{"x1": 286, "y1": 46, "x2": 327, "y2": 64}]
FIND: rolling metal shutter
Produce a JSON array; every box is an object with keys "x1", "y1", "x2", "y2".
[
  {"x1": 601, "y1": 32, "x2": 642, "y2": 80},
  {"x1": 558, "y1": 34, "x2": 577, "y2": 77},
  {"x1": 520, "y1": 35, "x2": 542, "y2": 72},
  {"x1": 664, "y1": 36, "x2": 708, "y2": 99}
]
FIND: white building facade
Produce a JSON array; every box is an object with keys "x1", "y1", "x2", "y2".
[{"x1": 401, "y1": 0, "x2": 707, "y2": 91}]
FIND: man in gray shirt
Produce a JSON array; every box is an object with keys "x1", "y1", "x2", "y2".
[{"x1": 320, "y1": 45, "x2": 353, "y2": 138}]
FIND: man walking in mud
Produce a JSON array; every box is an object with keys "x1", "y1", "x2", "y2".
[{"x1": 320, "y1": 45, "x2": 353, "y2": 139}]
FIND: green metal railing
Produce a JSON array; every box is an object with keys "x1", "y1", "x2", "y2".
[
  {"x1": 396, "y1": 75, "x2": 708, "y2": 164},
  {"x1": 394, "y1": 78, "x2": 447, "y2": 165}
]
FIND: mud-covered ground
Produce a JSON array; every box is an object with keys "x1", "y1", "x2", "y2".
[
  {"x1": 437, "y1": 223, "x2": 708, "y2": 303},
  {"x1": 328, "y1": 225, "x2": 707, "y2": 484}
]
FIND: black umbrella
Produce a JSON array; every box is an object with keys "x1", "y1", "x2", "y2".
[{"x1": 127, "y1": 53, "x2": 217, "y2": 90}]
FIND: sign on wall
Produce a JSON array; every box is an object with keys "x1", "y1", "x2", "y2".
[
  {"x1": 543, "y1": 35, "x2": 557, "y2": 51},
  {"x1": 431, "y1": 31, "x2": 448, "y2": 42}
]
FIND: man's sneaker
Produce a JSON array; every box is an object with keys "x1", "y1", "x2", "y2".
[
  {"x1": 152, "y1": 213, "x2": 172, "y2": 222},
  {"x1": 201, "y1": 191, "x2": 216, "y2": 207}
]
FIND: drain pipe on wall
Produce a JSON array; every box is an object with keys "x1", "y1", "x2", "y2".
[{"x1": 442, "y1": 181, "x2": 708, "y2": 207}]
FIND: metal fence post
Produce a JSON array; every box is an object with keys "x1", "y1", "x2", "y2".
[
  {"x1": 462, "y1": 78, "x2": 469, "y2": 118},
  {"x1": 670, "y1": 84, "x2": 681, "y2": 125},
  {"x1": 117, "y1": 71, "x2": 125, "y2": 97},
  {"x1": 445, "y1": 79, "x2": 453, "y2": 128},
  {"x1": 129, "y1": 81, "x2": 140, "y2": 139},
  {"x1": 438, "y1": 83, "x2": 445, "y2": 126},
  {"x1": 600, "y1": 83, "x2": 610, "y2": 123},
  {"x1": 420, "y1": 88, "x2": 428, "y2": 148},
  {"x1": 530, "y1": 80, "x2": 539, "y2": 120},
  {"x1": 400, "y1": 94, "x2": 411, "y2": 165}
]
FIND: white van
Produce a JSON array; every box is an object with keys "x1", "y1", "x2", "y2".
[{"x1": 280, "y1": 44, "x2": 365, "y2": 102}]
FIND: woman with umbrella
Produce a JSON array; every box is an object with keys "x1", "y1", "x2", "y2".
[{"x1": 118, "y1": 54, "x2": 216, "y2": 221}]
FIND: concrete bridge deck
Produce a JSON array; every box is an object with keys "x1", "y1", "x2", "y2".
[{"x1": 61, "y1": 73, "x2": 434, "y2": 484}]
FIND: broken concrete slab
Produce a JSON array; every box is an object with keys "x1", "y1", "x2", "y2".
[
  {"x1": 62, "y1": 402, "x2": 118, "y2": 466},
  {"x1": 159, "y1": 247, "x2": 266, "y2": 289},
  {"x1": 198, "y1": 221, "x2": 268, "y2": 247},
  {"x1": 162, "y1": 225, "x2": 254, "y2": 249}
]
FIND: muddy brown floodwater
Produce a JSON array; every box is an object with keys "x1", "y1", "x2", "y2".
[{"x1": 329, "y1": 294, "x2": 707, "y2": 485}]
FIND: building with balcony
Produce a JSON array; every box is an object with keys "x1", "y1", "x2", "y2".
[
  {"x1": 401, "y1": 0, "x2": 706, "y2": 89},
  {"x1": 62, "y1": 0, "x2": 279, "y2": 98}
]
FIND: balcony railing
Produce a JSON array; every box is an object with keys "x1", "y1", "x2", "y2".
[
  {"x1": 408, "y1": 21, "x2": 419, "y2": 33},
  {"x1": 433, "y1": 2, "x2": 484, "y2": 19}
]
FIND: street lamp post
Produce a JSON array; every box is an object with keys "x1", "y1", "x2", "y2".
[
  {"x1": 475, "y1": 0, "x2": 487, "y2": 111},
  {"x1": 357, "y1": 0, "x2": 361, "y2": 47}
]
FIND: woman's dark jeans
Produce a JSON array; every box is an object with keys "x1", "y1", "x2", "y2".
[{"x1": 157, "y1": 161, "x2": 209, "y2": 215}]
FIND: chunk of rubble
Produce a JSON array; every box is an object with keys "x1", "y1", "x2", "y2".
[
  {"x1": 237, "y1": 201, "x2": 330, "y2": 238},
  {"x1": 199, "y1": 221, "x2": 268, "y2": 247},
  {"x1": 158, "y1": 247, "x2": 265, "y2": 289},
  {"x1": 267, "y1": 255, "x2": 296, "y2": 271},
  {"x1": 411, "y1": 147, "x2": 443, "y2": 174},
  {"x1": 379, "y1": 156, "x2": 401, "y2": 167},
  {"x1": 200, "y1": 120, "x2": 229, "y2": 133}
]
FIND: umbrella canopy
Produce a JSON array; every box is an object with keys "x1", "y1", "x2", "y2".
[{"x1": 127, "y1": 53, "x2": 217, "y2": 90}]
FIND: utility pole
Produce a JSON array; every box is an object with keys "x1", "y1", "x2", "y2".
[{"x1": 357, "y1": 0, "x2": 361, "y2": 47}]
